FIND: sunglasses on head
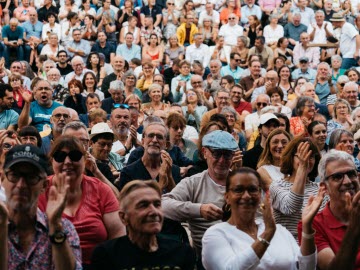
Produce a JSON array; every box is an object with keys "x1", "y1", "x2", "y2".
[
  {"x1": 53, "y1": 150, "x2": 83, "y2": 163},
  {"x1": 113, "y1": 104, "x2": 130, "y2": 109}
]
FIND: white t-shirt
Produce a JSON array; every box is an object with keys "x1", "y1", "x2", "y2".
[
  {"x1": 307, "y1": 22, "x2": 334, "y2": 44},
  {"x1": 340, "y1": 22, "x2": 358, "y2": 58},
  {"x1": 218, "y1": 24, "x2": 244, "y2": 46},
  {"x1": 0, "y1": 186, "x2": 5, "y2": 202}
]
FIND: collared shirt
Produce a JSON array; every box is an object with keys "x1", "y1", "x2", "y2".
[
  {"x1": 284, "y1": 23, "x2": 308, "y2": 42},
  {"x1": 291, "y1": 68, "x2": 317, "y2": 83},
  {"x1": 66, "y1": 40, "x2": 91, "y2": 63},
  {"x1": 91, "y1": 42, "x2": 116, "y2": 64},
  {"x1": 198, "y1": 10, "x2": 220, "y2": 26},
  {"x1": 307, "y1": 22, "x2": 334, "y2": 43},
  {"x1": 340, "y1": 22, "x2": 359, "y2": 58},
  {"x1": 248, "y1": 45, "x2": 273, "y2": 68},
  {"x1": 293, "y1": 43, "x2": 320, "y2": 69},
  {"x1": 241, "y1": 4, "x2": 262, "y2": 25},
  {"x1": 185, "y1": 43, "x2": 211, "y2": 68},
  {"x1": 22, "y1": 20, "x2": 43, "y2": 39},
  {"x1": 315, "y1": 81, "x2": 331, "y2": 105},
  {"x1": 292, "y1": 7, "x2": 315, "y2": 26},
  {"x1": 8, "y1": 208, "x2": 82, "y2": 270},
  {"x1": 218, "y1": 24, "x2": 244, "y2": 46},
  {"x1": 116, "y1": 43, "x2": 141, "y2": 62},
  {"x1": 220, "y1": 65, "x2": 244, "y2": 83}
]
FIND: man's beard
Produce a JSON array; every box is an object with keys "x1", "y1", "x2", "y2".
[{"x1": 115, "y1": 126, "x2": 129, "y2": 136}]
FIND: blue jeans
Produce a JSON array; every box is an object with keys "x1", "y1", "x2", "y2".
[
  {"x1": 341, "y1": 58, "x2": 358, "y2": 69},
  {"x1": 2, "y1": 43, "x2": 24, "y2": 68}
]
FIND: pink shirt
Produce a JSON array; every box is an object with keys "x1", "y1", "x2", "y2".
[{"x1": 258, "y1": 0, "x2": 281, "y2": 11}]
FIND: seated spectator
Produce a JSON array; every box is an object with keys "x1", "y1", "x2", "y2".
[
  {"x1": 40, "y1": 33, "x2": 66, "y2": 61},
  {"x1": 58, "y1": 0, "x2": 79, "y2": 25},
  {"x1": 8, "y1": 73, "x2": 31, "y2": 114},
  {"x1": 66, "y1": 29, "x2": 91, "y2": 63},
  {"x1": 248, "y1": 36, "x2": 273, "y2": 70},
  {"x1": 82, "y1": 71, "x2": 104, "y2": 100},
  {"x1": 273, "y1": 37, "x2": 293, "y2": 67},
  {"x1": 64, "y1": 56, "x2": 92, "y2": 88},
  {"x1": 3, "y1": 62, "x2": 32, "y2": 91},
  {"x1": 220, "y1": 0, "x2": 241, "y2": 25},
  {"x1": 263, "y1": 14, "x2": 284, "y2": 50},
  {"x1": 91, "y1": 31, "x2": 116, "y2": 64},
  {"x1": 291, "y1": 57, "x2": 317, "y2": 83},
  {"x1": 18, "y1": 125, "x2": 43, "y2": 148},
  {"x1": 101, "y1": 80, "x2": 126, "y2": 114},
  {"x1": 176, "y1": 13, "x2": 198, "y2": 47},
  {"x1": 97, "y1": 14, "x2": 117, "y2": 47},
  {"x1": 116, "y1": 32, "x2": 141, "y2": 63},
  {"x1": 90, "y1": 122, "x2": 124, "y2": 182},
  {"x1": 140, "y1": 16, "x2": 163, "y2": 46},
  {"x1": 117, "y1": 2, "x2": 139, "y2": 36},
  {"x1": 1, "y1": 18, "x2": 24, "y2": 68},
  {"x1": 181, "y1": 88, "x2": 207, "y2": 131},
  {"x1": 162, "y1": 0, "x2": 181, "y2": 41},
  {"x1": 315, "y1": 62, "x2": 335, "y2": 105},
  {"x1": 125, "y1": 94, "x2": 145, "y2": 128},
  {"x1": 140, "y1": 0, "x2": 162, "y2": 27},
  {"x1": 61, "y1": 12, "x2": 81, "y2": 46},
  {"x1": 81, "y1": 14, "x2": 98, "y2": 45},
  {"x1": 91, "y1": 180, "x2": 196, "y2": 269},
  {"x1": 37, "y1": 0, "x2": 59, "y2": 23},
  {"x1": 78, "y1": 0, "x2": 96, "y2": 21},
  {"x1": 0, "y1": 145, "x2": 82, "y2": 269},
  {"x1": 266, "y1": 86, "x2": 292, "y2": 118},
  {"x1": 218, "y1": 13, "x2": 243, "y2": 46},
  {"x1": 101, "y1": 56, "x2": 126, "y2": 98},
  {"x1": 290, "y1": 96, "x2": 316, "y2": 136},
  {"x1": 79, "y1": 93, "x2": 102, "y2": 127},
  {"x1": 122, "y1": 71, "x2": 142, "y2": 99},
  {"x1": 240, "y1": 0, "x2": 262, "y2": 26},
  {"x1": 56, "y1": 50, "x2": 74, "y2": 76},
  {"x1": 294, "y1": 33, "x2": 320, "y2": 70},
  {"x1": 308, "y1": 120, "x2": 328, "y2": 156},
  {"x1": 88, "y1": 108, "x2": 107, "y2": 128},
  {"x1": 293, "y1": 0, "x2": 315, "y2": 26},
  {"x1": 22, "y1": 10, "x2": 43, "y2": 65},
  {"x1": 220, "y1": 52, "x2": 244, "y2": 84},
  {"x1": 86, "y1": 52, "x2": 107, "y2": 88},
  {"x1": 327, "y1": 99, "x2": 353, "y2": 139},
  {"x1": 39, "y1": 136, "x2": 126, "y2": 267},
  {"x1": 13, "y1": 0, "x2": 35, "y2": 23},
  {"x1": 283, "y1": 13, "x2": 308, "y2": 49},
  {"x1": 64, "y1": 79, "x2": 87, "y2": 114},
  {"x1": 243, "y1": 15, "x2": 263, "y2": 48},
  {"x1": 141, "y1": 83, "x2": 170, "y2": 116},
  {"x1": 95, "y1": 0, "x2": 115, "y2": 21}
]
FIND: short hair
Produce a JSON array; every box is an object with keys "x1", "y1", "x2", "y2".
[
  {"x1": 331, "y1": 54, "x2": 342, "y2": 64},
  {"x1": 142, "y1": 122, "x2": 169, "y2": 139},
  {"x1": 166, "y1": 113, "x2": 186, "y2": 128},
  {"x1": 318, "y1": 150, "x2": 355, "y2": 182},
  {"x1": 315, "y1": 9, "x2": 325, "y2": 16},
  {"x1": 179, "y1": 59, "x2": 191, "y2": 68},
  {"x1": 85, "y1": 93, "x2": 100, "y2": 103},
  {"x1": 62, "y1": 121, "x2": 88, "y2": 134},
  {"x1": 255, "y1": 36, "x2": 265, "y2": 44},
  {"x1": 317, "y1": 62, "x2": 330, "y2": 71},
  {"x1": 230, "y1": 52, "x2": 240, "y2": 60},
  {"x1": 43, "y1": 59, "x2": 56, "y2": 68},
  {"x1": 221, "y1": 75, "x2": 235, "y2": 85},
  {"x1": 88, "y1": 108, "x2": 107, "y2": 123},
  {"x1": 124, "y1": 94, "x2": 141, "y2": 104},
  {"x1": 18, "y1": 125, "x2": 42, "y2": 147},
  {"x1": 109, "y1": 80, "x2": 124, "y2": 91},
  {"x1": 293, "y1": 12, "x2": 301, "y2": 18},
  {"x1": 0, "y1": 84, "x2": 13, "y2": 98},
  {"x1": 57, "y1": 50, "x2": 68, "y2": 57},
  {"x1": 299, "y1": 82, "x2": 314, "y2": 95},
  {"x1": 221, "y1": 106, "x2": 238, "y2": 121},
  {"x1": 296, "y1": 96, "x2": 315, "y2": 116},
  {"x1": 343, "y1": 81, "x2": 359, "y2": 92},
  {"x1": 68, "y1": 79, "x2": 84, "y2": 93},
  {"x1": 67, "y1": 11, "x2": 78, "y2": 21},
  {"x1": 209, "y1": 113, "x2": 231, "y2": 133},
  {"x1": 215, "y1": 88, "x2": 230, "y2": 98},
  {"x1": 49, "y1": 135, "x2": 86, "y2": 158},
  {"x1": 280, "y1": 136, "x2": 321, "y2": 178},
  {"x1": 122, "y1": 70, "x2": 137, "y2": 85},
  {"x1": 148, "y1": 83, "x2": 162, "y2": 94},
  {"x1": 130, "y1": 58, "x2": 141, "y2": 66},
  {"x1": 333, "y1": 99, "x2": 351, "y2": 119},
  {"x1": 209, "y1": 59, "x2": 222, "y2": 67},
  {"x1": 352, "y1": 107, "x2": 360, "y2": 121},
  {"x1": 328, "y1": 129, "x2": 353, "y2": 150},
  {"x1": 120, "y1": 180, "x2": 161, "y2": 211},
  {"x1": 266, "y1": 86, "x2": 284, "y2": 101},
  {"x1": 71, "y1": 56, "x2": 84, "y2": 66}
]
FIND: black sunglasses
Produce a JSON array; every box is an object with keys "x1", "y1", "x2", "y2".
[{"x1": 53, "y1": 150, "x2": 83, "y2": 163}]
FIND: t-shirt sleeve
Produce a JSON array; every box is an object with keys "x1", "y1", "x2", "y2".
[
  {"x1": 344, "y1": 23, "x2": 358, "y2": 40},
  {"x1": 9, "y1": 110, "x2": 19, "y2": 126},
  {"x1": 312, "y1": 215, "x2": 331, "y2": 252},
  {"x1": 98, "y1": 181, "x2": 119, "y2": 214}
]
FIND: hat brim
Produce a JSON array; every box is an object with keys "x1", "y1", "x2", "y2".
[
  {"x1": 4, "y1": 159, "x2": 47, "y2": 174},
  {"x1": 330, "y1": 18, "x2": 345, "y2": 21}
]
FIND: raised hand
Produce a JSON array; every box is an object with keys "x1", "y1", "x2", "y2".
[
  {"x1": 19, "y1": 87, "x2": 33, "y2": 103},
  {"x1": 85, "y1": 152, "x2": 98, "y2": 174},
  {"x1": 262, "y1": 191, "x2": 276, "y2": 236},
  {"x1": 302, "y1": 185, "x2": 325, "y2": 228},
  {"x1": 347, "y1": 191, "x2": 360, "y2": 237},
  {"x1": 46, "y1": 172, "x2": 69, "y2": 229},
  {"x1": 295, "y1": 142, "x2": 312, "y2": 170},
  {"x1": 230, "y1": 149, "x2": 242, "y2": 170}
]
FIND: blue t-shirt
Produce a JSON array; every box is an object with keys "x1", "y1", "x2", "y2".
[
  {"x1": 0, "y1": 109, "x2": 19, "y2": 129},
  {"x1": 29, "y1": 101, "x2": 62, "y2": 132},
  {"x1": 2, "y1": 25, "x2": 24, "y2": 41},
  {"x1": 22, "y1": 21, "x2": 43, "y2": 39}
]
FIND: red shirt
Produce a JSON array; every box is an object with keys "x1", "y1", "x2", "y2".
[
  {"x1": 298, "y1": 203, "x2": 360, "y2": 269},
  {"x1": 38, "y1": 175, "x2": 119, "y2": 264},
  {"x1": 233, "y1": 101, "x2": 252, "y2": 115}
]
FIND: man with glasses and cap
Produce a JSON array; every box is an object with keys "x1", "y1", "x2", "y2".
[
  {"x1": 0, "y1": 144, "x2": 82, "y2": 269},
  {"x1": 298, "y1": 150, "x2": 360, "y2": 270},
  {"x1": 243, "y1": 112, "x2": 280, "y2": 169},
  {"x1": 291, "y1": 57, "x2": 317, "y2": 83},
  {"x1": 162, "y1": 130, "x2": 238, "y2": 266}
]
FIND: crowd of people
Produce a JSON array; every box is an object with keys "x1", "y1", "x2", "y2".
[{"x1": 1, "y1": 0, "x2": 360, "y2": 269}]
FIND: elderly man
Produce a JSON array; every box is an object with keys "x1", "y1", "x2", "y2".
[
  {"x1": 323, "y1": 0, "x2": 335, "y2": 21},
  {"x1": 284, "y1": 13, "x2": 308, "y2": 49},
  {"x1": 342, "y1": 81, "x2": 360, "y2": 110},
  {"x1": 92, "y1": 31, "x2": 116, "y2": 64},
  {"x1": 2, "y1": 61, "x2": 30, "y2": 89},
  {"x1": 240, "y1": 0, "x2": 262, "y2": 25},
  {"x1": 200, "y1": 89, "x2": 242, "y2": 131},
  {"x1": 162, "y1": 130, "x2": 238, "y2": 258},
  {"x1": 0, "y1": 84, "x2": 18, "y2": 131},
  {"x1": 91, "y1": 180, "x2": 196, "y2": 269},
  {"x1": 248, "y1": 36, "x2": 273, "y2": 70},
  {"x1": 101, "y1": 80, "x2": 126, "y2": 114},
  {"x1": 41, "y1": 106, "x2": 71, "y2": 154},
  {"x1": 185, "y1": 33, "x2": 210, "y2": 67},
  {"x1": 293, "y1": 32, "x2": 320, "y2": 69},
  {"x1": 205, "y1": 59, "x2": 222, "y2": 97},
  {"x1": 66, "y1": 29, "x2": 91, "y2": 63},
  {"x1": 0, "y1": 144, "x2": 82, "y2": 269},
  {"x1": 118, "y1": 121, "x2": 181, "y2": 192},
  {"x1": 1, "y1": 18, "x2": 24, "y2": 68},
  {"x1": 298, "y1": 150, "x2": 360, "y2": 270},
  {"x1": 18, "y1": 79, "x2": 62, "y2": 132},
  {"x1": 22, "y1": 10, "x2": 43, "y2": 63},
  {"x1": 115, "y1": 32, "x2": 141, "y2": 63},
  {"x1": 220, "y1": 52, "x2": 244, "y2": 84},
  {"x1": 291, "y1": 56, "x2": 317, "y2": 83},
  {"x1": 64, "y1": 56, "x2": 92, "y2": 88},
  {"x1": 315, "y1": 62, "x2": 335, "y2": 105},
  {"x1": 90, "y1": 122, "x2": 123, "y2": 183},
  {"x1": 308, "y1": 10, "x2": 334, "y2": 43},
  {"x1": 251, "y1": 70, "x2": 279, "y2": 103},
  {"x1": 330, "y1": 12, "x2": 360, "y2": 69},
  {"x1": 199, "y1": 2, "x2": 220, "y2": 27},
  {"x1": 102, "y1": 56, "x2": 126, "y2": 98},
  {"x1": 218, "y1": 13, "x2": 243, "y2": 46},
  {"x1": 240, "y1": 59, "x2": 264, "y2": 102}
]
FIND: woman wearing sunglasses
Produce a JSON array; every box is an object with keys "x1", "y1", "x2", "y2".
[{"x1": 38, "y1": 136, "x2": 125, "y2": 269}]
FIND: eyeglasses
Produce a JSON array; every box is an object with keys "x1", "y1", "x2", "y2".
[
  {"x1": 10, "y1": 78, "x2": 20, "y2": 82},
  {"x1": 2, "y1": 143, "x2": 13, "y2": 150},
  {"x1": 113, "y1": 104, "x2": 129, "y2": 109},
  {"x1": 145, "y1": 133, "x2": 165, "y2": 141},
  {"x1": 5, "y1": 171, "x2": 43, "y2": 186},
  {"x1": 53, "y1": 150, "x2": 83, "y2": 163},
  {"x1": 225, "y1": 114, "x2": 235, "y2": 119},
  {"x1": 96, "y1": 141, "x2": 113, "y2": 149},
  {"x1": 229, "y1": 185, "x2": 260, "y2": 195},
  {"x1": 207, "y1": 148, "x2": 234, "y2": 160},
  {"x1": 11, "y1": 66, "x2": 21, "y2": 69},
  {"x1": 53, "y1": 113, "x2": 70, "y2": 120},
  {"x1": 339, "y1": 83, "x2": 346, "y2": 87},
  {"x1": 234, "y1": 59, "x2": 241, "y2": 62},
  {"x1": 187, "y1": 92, "x2": 196, "y2": 97},
  {"x1": 228, "y1": 17, "x2": 236, "y2": 20},
  {"x1": 168, "y1": 2, "x2": 174, "y2": 4},
  {"x1": 257, "y1": 102, "x2": 268, "y2": 107},
  {"x1": 325, "y1": 169, "x2": 358, "y2": 182},
  {"x1": 192, "y1": 81, "x2": 202, "y2": 84}
]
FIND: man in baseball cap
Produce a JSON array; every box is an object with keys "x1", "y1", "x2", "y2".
[
  {"x1": 243, "y1": 113, "x2": 280, "y2": 169},
  {"x1": 0, "y1": 144, "x2": 82, "y2": 269},
  {"x1": 162, "y1": 130, "x2": 239, "y2": 266}
]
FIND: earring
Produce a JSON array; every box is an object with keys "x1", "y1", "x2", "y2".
[{"x1": 225, "y1": 203, "x2": 231, "y2": 212}]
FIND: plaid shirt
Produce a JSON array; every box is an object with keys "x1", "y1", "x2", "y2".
[{"x1": 8, "y1": 208, "x2": 82, "y2": 270}]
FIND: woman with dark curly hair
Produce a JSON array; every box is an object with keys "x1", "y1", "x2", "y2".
[
  {"x1": 86, "y1": 52, "x2": 106, "y2": 86},
  {"x1": 64, "y1": 79, "x2": 87, "y2": 114}
]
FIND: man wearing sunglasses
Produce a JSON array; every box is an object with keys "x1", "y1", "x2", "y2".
[
  {"x1": 220, "y1": 52, "x2": 244, "y2": 84},
  {"x1": 0, "y1": 144, "x2": 82, "y2": 269},
  {"x1": 298, "y1": 150, "x2": 360, "y2": 270},
  {"x1": 162, "y1": 130, "x2": 238, "y2": 264},
  {"x1": 218, "y1": 13, "x2": 243, "y2": 46}
]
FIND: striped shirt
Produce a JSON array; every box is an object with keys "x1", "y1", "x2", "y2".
[{"x1": 270, "y1": 178, "x2": 328, "y2": 241}]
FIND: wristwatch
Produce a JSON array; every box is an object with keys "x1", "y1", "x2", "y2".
[{"x1": 49, "y1": 230, "x2": 67, "y2": 245}]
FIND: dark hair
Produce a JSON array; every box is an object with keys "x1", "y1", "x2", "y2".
[
  {"x1": 166, "y1": 113, "x2": 186, "y2": 129},
  {"x1": 255, "y1": 36, "x2": 265, "y2": 45},
  {"x1": 296, "y1": 96, "x2": 315, "y2": 116},
  {"x1": 86, "y1": 52, "x2": 101, "y2": 71},
  {"x1": 308, "y1": 121, "x2": 326, "y2": 136},
  {"x1": 18, "y1": 126, "x2": 42, "y2": 147},
  {"x1": 222, "y1": 168, "x2": 262, "y2": 221},
  {"x1": 345, "y1": 68, "x2": 360, "y2": 81},
  {"x1": 0, "y1": 84, "x2": 13, "y2": 98},
  {"x1": 46, "y1": 11, "x2": 58, "y2": 21},
  {"x1": 57, "y1": 50, "x2": 68, "y2": 57},
  {"x1": 277, "y1": 65, "x2": 292, "y2": 84},
  {"x1": 266, "y1": 86, "x2": 284, "y2": 101},
  {"x1": 210, "y1": 114, "x2": 231, "y2": 132},
  {"x1": 67, "y1": 11, "x2": 78, "y2": 21},
  {"x1": 230, "y1": 52, "x2": 241, "y2": 60},
  {"x1": 221, "y1": 75, "x2": 235, "y2": 85},
  {"x1": 130, "y1": 58, "x2": 141, "y2": 66},
  {"x1": 148, "y1": 33, "x2": 159, "y2": 46},
  {"x1": 280, "y1": 136, "x2": 321, "y2": 178},
  {"x1": 91, "y1": 132, "x2": 114, "y2": 143},
  {"x1": 274, "y1": 113, "x2": 290, "y2": 133},
  {"x1": 277, "y1": 37, "x2": 288, "y2": 47},
  {"x1": 85, "y1": 92, "x2": 101, "y2": 103},
  {"x1": 82, "y1": 71, "x2": 98, "y2": 91},
  {"x1": 49, "y1": 135, "x2": 86, "y2": 158},
  {"x1": 68, "y1": 79, "x2": 84, "y2": 93}
]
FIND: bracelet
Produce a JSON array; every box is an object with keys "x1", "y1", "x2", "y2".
[
  {"x1": 257, "y1": 236, "x2": 270, "y2": 246},
  {"x1": 302, "y1": 230, "x2": 316, "y2": 240},
  {"x1": 124, "y1": 145, "x2": 130, "y2": 154}
]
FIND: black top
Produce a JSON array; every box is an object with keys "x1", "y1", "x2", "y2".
[
  {"x1": 63, "y1": 94, "x2": 87, "y2": 114},
  {"x1": 242, "y1": 144, "x2": 263, "y2": 170},
  {"x1": 37, "y1": 5, "x2": 59, "y2": 23},
  {"x1": 56, "y1": 63, "x2": 73, "y2": 77},
  {"x1": 101, "y1": 73, "x2": 117, "y2": 98},
  {"x1": 91, "y1": 234, "x2": 196, "y2": 270},
  {"x1": 117, "y1": 158, "x2": 181, "y2": 191},
  {"x1": 91, "y1": 42, "x2": 116, "y2": 64}
]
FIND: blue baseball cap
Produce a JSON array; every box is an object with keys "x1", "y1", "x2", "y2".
[{"x1": 202, "y1": 130, "x2": 238, "y2": 151}]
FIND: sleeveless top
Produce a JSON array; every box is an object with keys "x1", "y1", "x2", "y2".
[{"x1": 260, "y1": 164, "x2": 284, "y2": 183}]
